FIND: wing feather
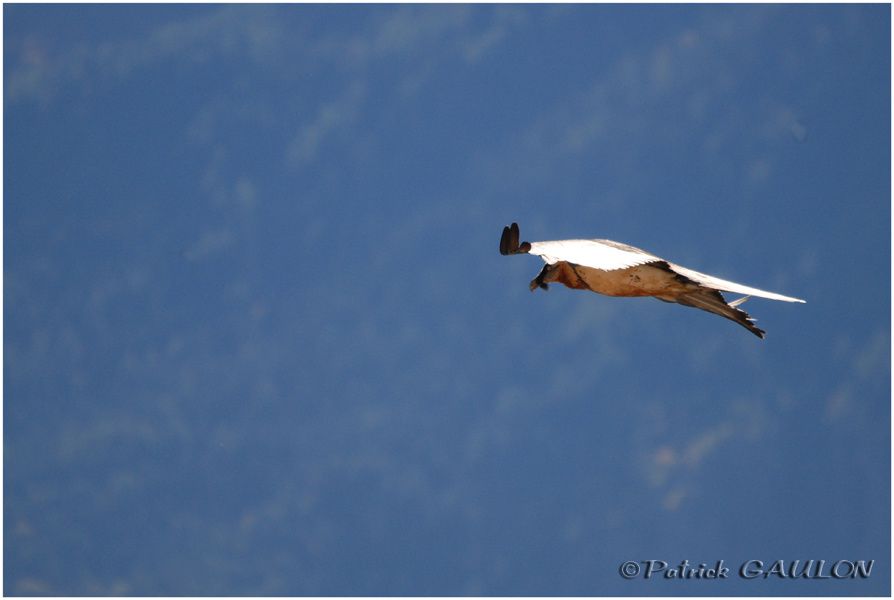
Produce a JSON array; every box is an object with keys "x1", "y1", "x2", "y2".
[
  {"x1": 669, "y1": 263, "x2": 806, "y2": 303},
  {"x1": 528, "y1": 239, "x2": 660, "y2": 272}
]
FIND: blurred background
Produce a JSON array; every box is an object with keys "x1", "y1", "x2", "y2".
[{"x1": 4, "y1": 4, "x2": 890, "y2": 595}]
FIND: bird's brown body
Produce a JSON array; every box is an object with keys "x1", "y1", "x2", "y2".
[{"x1": 540, "y1": 261, "x2": 685, "y2": 299}]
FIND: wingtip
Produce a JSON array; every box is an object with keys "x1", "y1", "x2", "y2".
[
  {"x1": 499, "y1": 225, "x2": 511, "y2": 255},
  {"x1": 499, "y1": 222, "x2": 530, "y2": 255}
]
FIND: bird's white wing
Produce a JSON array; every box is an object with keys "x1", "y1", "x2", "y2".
[
  {"x1": 669, "y1": 263, "x2": 806, "y2": 303},
  {"x1": 528, "y1": 239, "x2": 661, "y2": 271}
]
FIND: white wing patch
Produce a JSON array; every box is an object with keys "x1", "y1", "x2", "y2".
[
  {"x1": 669, "y1": 263, "x2": 806, "y2": 303},
  {"x1": 528, "y1": 239, "x2": 660, "y2": 272}
]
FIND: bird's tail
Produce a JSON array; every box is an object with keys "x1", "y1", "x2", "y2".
[
  {"x1": 675, "y1": 288, "x2": 766, "y2": 339},
  {"x1": 499, "y1": 223, "x2": 531, "y2": 255}
]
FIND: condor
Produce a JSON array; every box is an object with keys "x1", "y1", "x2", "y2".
[{"x1": 499, "y1": 222, "x2": 805, "y2": 339}]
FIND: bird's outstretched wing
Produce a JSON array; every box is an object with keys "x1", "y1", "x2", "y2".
[
  {"x1": 501, "y1": 223, "x2": 659, "y2": 271},
  {"x1": 527, "y1": 239, "x2": 661, "y2": 272},
  {"x1": 667, "y1": 263, "x2": 806, "y2": 303}
]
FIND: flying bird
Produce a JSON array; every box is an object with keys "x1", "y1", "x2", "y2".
[{"x1": 499, "y1": 222, "x2": 804, "y2": 338}]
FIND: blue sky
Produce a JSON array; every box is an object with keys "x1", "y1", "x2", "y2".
[{"x1": 4, "y1": 4, "x2": 890, "y2": 596}]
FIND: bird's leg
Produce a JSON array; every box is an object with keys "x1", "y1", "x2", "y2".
[{"x1": 529, "y1": 264, "x2": 551, "y2": 291}]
